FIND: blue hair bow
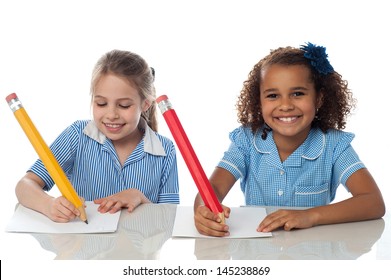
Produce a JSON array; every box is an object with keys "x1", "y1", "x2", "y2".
[{"x1": 300, "y1": 42, "x2": 334, "y2": 75}]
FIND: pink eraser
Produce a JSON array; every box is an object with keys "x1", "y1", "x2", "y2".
[
  {"x1": 5, "y1": 93, "x2": 18, "y2": 103},
  {"x1": 156, "y1": 95, "x2": 168, "y2": 103}
]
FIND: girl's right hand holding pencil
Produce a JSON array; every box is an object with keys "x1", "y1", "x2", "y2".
[
  {"x1": 47, "y1": 196, "x2": 82, "y2": 223},
  {"x1": 15, "y1": 172, "x2": 84, "y2": 223},
  {"x1": 194, "y1": 204, "x2": 231, "y2": 237}
]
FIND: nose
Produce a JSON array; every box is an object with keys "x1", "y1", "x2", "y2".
[
  {"x1": 106, "y1": 106, "x2": 119, "y2": 120},
  {"x1": 279, "y1": 96, "x2": 294, "y2": 111}
]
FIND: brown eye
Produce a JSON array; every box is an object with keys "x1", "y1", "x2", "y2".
[
  {"x1": 266, "y1": 94, "x2": 277, "y2": 99},
  {"x1": 292, "y1": 91, "x2": 305, "y2": 97}
]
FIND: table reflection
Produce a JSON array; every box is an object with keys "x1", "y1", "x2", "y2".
[
  {"x1": 194, "y1": 218, "x2": 385, "y2": 260},
  {"x1": 19, "y1": 204, "x2": 386, "y2": 260},
  {"x1": 30, "y1": 204, "x2": 176, "y2": 260}
]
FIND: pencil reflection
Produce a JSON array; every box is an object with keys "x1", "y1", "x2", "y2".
[
  {"x1": 30, "y1": 204, "x2": 176, "y2": 259},
  {"x1": 194, "y1": 218, "x2": 385, "y2": 260}
]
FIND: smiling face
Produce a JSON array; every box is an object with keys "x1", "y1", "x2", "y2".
[
  {"x1": 92, "y1": 73, "x2": 150, "y2": 145},
  {"x1": 260, "y1": 64, "x2": 321, "y2": 146}
]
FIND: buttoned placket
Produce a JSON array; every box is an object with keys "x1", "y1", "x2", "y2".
[{"x1": 278, "y1": 168, "x2": 286, "y2": 197}]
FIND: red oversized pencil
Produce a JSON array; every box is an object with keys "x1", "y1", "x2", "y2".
[{"x1": 156, "y1": 95, "x2": 224, "y2": 219}]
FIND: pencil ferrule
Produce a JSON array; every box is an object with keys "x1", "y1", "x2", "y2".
[
  {"x1": 7, "y1": 98, "x2": 23, "y2": 112},
  {"x1": 157, "y1": 99, "x2": 173, "y2": 114}
]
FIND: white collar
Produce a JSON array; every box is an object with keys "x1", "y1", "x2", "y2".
[{"x1": 83, "y1": 119, "x2": 166, "y2": 156}]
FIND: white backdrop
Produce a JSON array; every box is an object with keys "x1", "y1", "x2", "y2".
[{"x1": 1, "y1": 0, "x2": 390, "y2": 276}]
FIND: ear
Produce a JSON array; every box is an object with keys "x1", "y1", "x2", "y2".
[
  {"x1": 142, "y1": 99, "x2": 152, "y2": 112},
  {"x1": 316, "y1": 90, "x2": 324, "y2": 110}
]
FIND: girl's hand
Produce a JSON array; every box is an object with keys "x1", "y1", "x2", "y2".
[
  {"x1": 257, "y1": 209, "x2": 317, "y2": 232},
  {"x1": 194, "y1": 204, "x2": 231, "y2": 237},
  {"x1": 94, "y1": 189, "x2": 151, "y2": 214},
  {"x1": 46, "y1": 196, "x2": 80, "y2": 223}
]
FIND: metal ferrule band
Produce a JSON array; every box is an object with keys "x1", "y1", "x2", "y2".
[
  {"x1": 8, "y1": 98, "x2": 23, "y2": 112},
  {"x1": 157, "y1": 99, "x2": 173, "y2": 114}
]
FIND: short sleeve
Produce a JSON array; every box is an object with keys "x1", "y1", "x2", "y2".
[
  {"x1": 217, "y1": 127, "x2": 251, "y2": 180},
  {"x1": 157, "y1": 139, "x2": 180, "y2": 204},
  {"x1": 332, "y1": 132, "x2": 365, "y2": 189}
]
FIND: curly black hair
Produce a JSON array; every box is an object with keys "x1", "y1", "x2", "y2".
[{"x1": 236, "y1": 46, "x2": 355, "y2": 134}]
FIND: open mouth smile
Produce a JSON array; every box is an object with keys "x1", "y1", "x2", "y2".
[
  {"x1": 105, "y1": 123, "x2": 123, "y2": 128},
  {"x1": 275, "y1": 116, "x2": 299, "y2": 123},
  {"x1": 104, "y1": 123, "x2": 125, "y2": 132}
]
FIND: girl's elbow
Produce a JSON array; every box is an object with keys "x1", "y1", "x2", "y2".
[
  {"x1": 372, "y1": 200, "x2": 386, "y2": 219},
  {"x1": 377, "y1": 203, "x2": 386, "y2": 218}
]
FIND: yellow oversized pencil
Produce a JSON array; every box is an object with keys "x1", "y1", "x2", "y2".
[{"x1": 6, "y1": 93, "x2": 88, "y2": 224}]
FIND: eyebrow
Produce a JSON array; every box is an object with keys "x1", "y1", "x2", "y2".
[
  {"x1": 262, "y1": 86, "x2": 309, "y2": 94},
  {"x1": 290, "y1": 86, "x2": 309, "y2": 91},
  {"x1": 93, "y1": 95, "x2": 134, "y2": 102}
]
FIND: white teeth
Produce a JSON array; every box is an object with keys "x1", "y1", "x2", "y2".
[
  {"x1": 279, "y1": 117, "x2": 296, "y2": 122},
  {"x1": 105, "y1": 123, "x2": 121, "y2": 128}
]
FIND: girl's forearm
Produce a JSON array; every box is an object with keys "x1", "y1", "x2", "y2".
[
  {"x1": 15, "y1": 176, "x2": 53, "y2": 216},
  {"x1": 309, "y1": 193, "x2": 385, "y2": 226}
]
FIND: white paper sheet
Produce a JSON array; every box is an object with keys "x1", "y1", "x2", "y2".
[
  {"x1": 5, "y1": 201, "x2": 120, "y2": 233},
  {"x1": 173, "y1": 206, "x2": 272, "y2": 238}
]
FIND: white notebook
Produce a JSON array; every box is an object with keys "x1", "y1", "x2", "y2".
[
  {"x1": 5, "y1": 201, "x2": 120, "y2": 234},
  {"x1": 173, "y1": 206, "x2": 272, "y2": 238}
]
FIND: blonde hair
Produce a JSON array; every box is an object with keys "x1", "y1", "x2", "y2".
[{"x1": 90, "y1": 50, "x2": 158, "y2": 131}]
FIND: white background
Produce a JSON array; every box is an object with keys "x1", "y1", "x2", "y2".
[{"x1": 1, "y1": 0, "x2": 390, "y2": 278}]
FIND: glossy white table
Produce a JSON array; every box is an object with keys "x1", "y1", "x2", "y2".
[{"x1": 2, "y1": 203, "x2": 389, "y2": 260}]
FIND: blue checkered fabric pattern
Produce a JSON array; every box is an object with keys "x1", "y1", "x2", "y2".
[{"x1": 218, "y1": 126, "x2": 364, "y2": 207}]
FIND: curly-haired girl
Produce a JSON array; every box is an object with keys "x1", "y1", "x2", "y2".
[{"x1": 194, "y1": 43, "x2": 385, "y2": 236}]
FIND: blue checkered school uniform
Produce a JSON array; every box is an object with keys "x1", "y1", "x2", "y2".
[{"x1": 218, "y1": 126, "x2": 364, "y2": 207}]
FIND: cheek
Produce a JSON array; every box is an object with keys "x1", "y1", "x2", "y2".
[
  {"x1": 124, "y1": 107, "x2": 143, "y2": 122},
  {"x1": 260, "y1": 101, "x2": 272, "y2": 116},
  {"x1": 92, "y1": 106, "x2": 104, "y2": 120},
  {"x1": 304, "y1": 102, "x2": 317, "y2": 116}
]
